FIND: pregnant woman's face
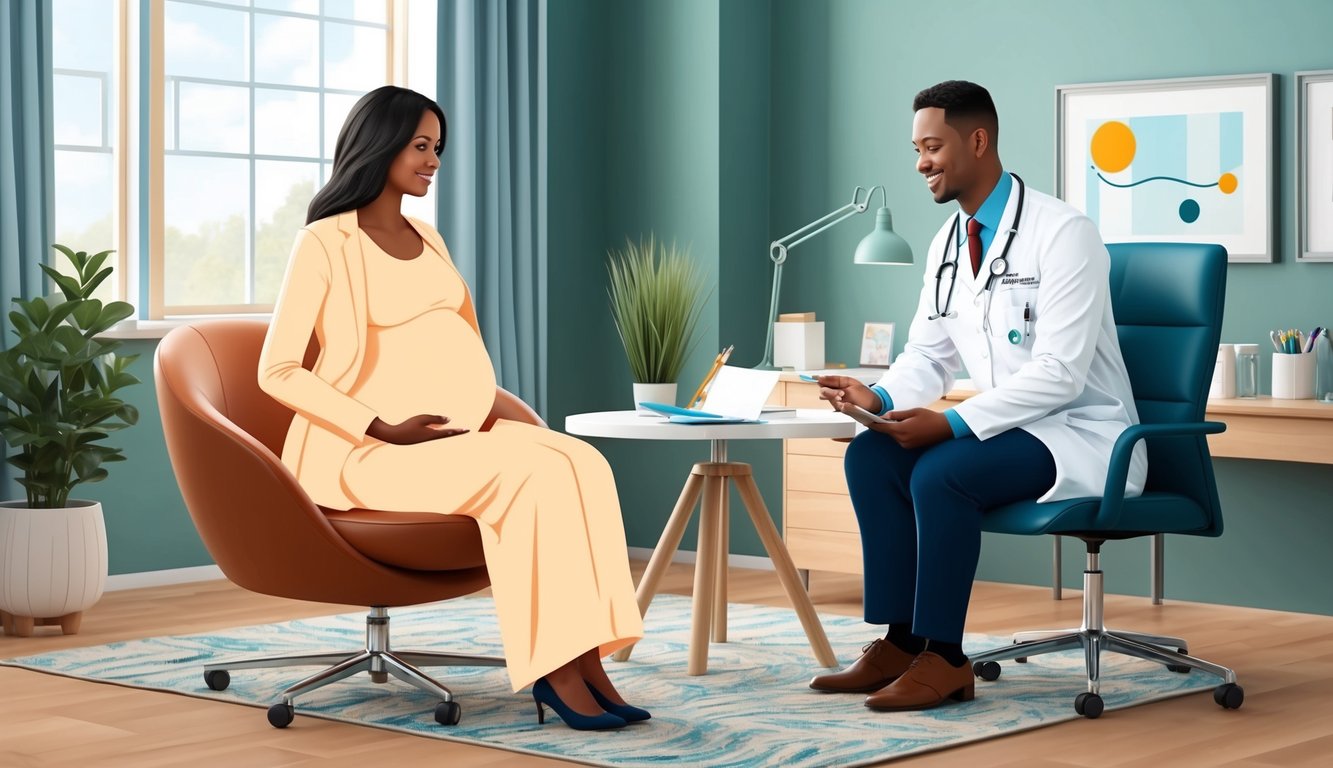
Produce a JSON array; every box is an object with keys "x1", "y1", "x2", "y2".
[{"x1": 386, "y1": 110, "x2": 442, "y2": 199}]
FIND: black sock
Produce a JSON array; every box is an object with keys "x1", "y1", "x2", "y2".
[
  {"x1": 927, "y1": 640, "x2": 968, "y2": 667},
  {"x1": 884, "y1": 624, "x2": 927, "y2": 655}
]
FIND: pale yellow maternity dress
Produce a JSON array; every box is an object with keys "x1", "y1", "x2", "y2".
[{"x1": 258, "y1": 214, "x2": 642, "y2": 691}]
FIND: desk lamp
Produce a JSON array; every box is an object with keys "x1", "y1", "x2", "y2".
[{"x1": 755, "y1": 185, "x2": 913, "y2": 369}]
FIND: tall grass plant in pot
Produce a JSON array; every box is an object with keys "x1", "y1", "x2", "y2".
[
  {"x1": 0, "y1": 246, "x2": 139, "y2": 636},
  {"x1": 606, "y1": 236, "x2": 710, "y2": 411}
]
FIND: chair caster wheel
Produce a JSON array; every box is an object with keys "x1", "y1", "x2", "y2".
[
  {"x1": 204, "y1": 670, "x2": 230, "y2": 691},
  {"x1": 268, "y1": 702, "x2": 295, "y2": 728},
  {"x1": 435, "y1": 700, "x2": 461, "y2": 725},
  {"x1": 1214, "y1": 683, "x2": 1244, "y2": 709},
  {"x1": 1015, "y1": 657, "x2": 1028, "y2": 663},
  {"x1": 1074, "y1": 692, "x2": 1104, "y2": 719},
  {"x1": 370, "y1": 670, "x2": 389, "y2": 684},
  {"x1": 1167, "y1": 648, "x2": 1190, "y2": 673},
  {"x1": 973, "y1": 661, "x2": 1001, "y2": 681}
]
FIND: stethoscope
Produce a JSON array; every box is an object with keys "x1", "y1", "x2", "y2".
[{"x1": 927, "y1": 173, "x2": 1026, "y2": 321}]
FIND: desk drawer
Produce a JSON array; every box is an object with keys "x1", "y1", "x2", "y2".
[
  {"x1": 786, "y1": 454, "x2": 847, "y2": 494},
  {"x1": 787, "y1": 529, "x2": 863, "y2": 574},
  {"x1": 787, "y1": 436, "x2": 848, "y2": 457},
  {"x1": 786, "y1": 490, "x2": 858, "y2": 533}
]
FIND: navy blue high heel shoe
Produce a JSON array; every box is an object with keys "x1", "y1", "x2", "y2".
[
  {"x1": 532, "y1": 678, "x2": 626, "y2": 730},
  {"x1": 586, "y1": 683, "x2": 651, "y2": 722}
]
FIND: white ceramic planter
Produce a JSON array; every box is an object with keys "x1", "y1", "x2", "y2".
[
  {"x1": 632, "y1": 382, "x2": 678, "y2": 414},
  {"x1": 0, "y1": 500, "x2": 107, "y2": 636}
]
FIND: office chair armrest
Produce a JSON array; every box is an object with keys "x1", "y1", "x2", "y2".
[
  {"x1": 1096, "y1": 421, "x2": 1226, "y2": 528},
  {"x1": 483, "y1": 386, "x2": 548, "y2": 430}
]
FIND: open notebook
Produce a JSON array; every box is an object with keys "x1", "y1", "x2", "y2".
[{"x1": 639, "y1": 366, "x2": 784, "y2": 423}]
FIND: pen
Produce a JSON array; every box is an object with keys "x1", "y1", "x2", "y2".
[{"x1": 1023, "y1": 301, "x2": 1031, "y2": 337}]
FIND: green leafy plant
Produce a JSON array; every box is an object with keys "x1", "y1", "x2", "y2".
[
  {"x1": 606, "y1": 235, "x2": 710, "y2": 384},
  {"x1": 0, "y1": 245, "x2": 139, "y2": 508}
]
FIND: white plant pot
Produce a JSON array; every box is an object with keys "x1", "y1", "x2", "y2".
[
  {"x1": 632, "y1": 382, "x2": 678, "y2": 414},
  {"x1": 0, "y1": 499, "x2": 107, "y2": 636}
]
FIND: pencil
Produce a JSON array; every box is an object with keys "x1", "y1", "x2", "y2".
[{"x1": 686, "y1": 345, "x2": 732, "y2": 409}]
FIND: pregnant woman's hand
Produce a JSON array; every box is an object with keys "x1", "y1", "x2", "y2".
[{"x1": 367, "y1": 414, "x2": 469, "y2": 444}]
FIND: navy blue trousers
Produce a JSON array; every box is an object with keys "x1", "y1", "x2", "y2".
[{"x1": 844, "y1": 427, "x2": 1056, "y2": 644}]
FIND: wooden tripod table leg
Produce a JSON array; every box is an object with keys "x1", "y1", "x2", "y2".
[
  {"x1": 733, "y1": 471, "x2": 838, "y2": 668},
  {"x1": 612, "y1": 468, "x2": 705, "y2": 662},
  {"x1": 711, "y1": 475, "x2": 729, "y2": 643},
  {"x1": 688, "y1": 474, "x2": 723, "y2": 675}
]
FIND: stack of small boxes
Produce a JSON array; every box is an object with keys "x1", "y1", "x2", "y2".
[{"x1": 773, "y1": 312, "x2": 825, "y2": 370}]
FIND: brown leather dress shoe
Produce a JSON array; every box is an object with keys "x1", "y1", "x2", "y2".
[
  {"x1": 863, "y1": 651, "x2": 975, "y2": 711},
  {"x1": 809, "y1": 639, "x2": 917, "y2": 693}
]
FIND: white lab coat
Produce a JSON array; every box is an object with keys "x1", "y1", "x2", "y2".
[{"x1": 876, "y1": 175, "x2": 1146, "y2": 502}]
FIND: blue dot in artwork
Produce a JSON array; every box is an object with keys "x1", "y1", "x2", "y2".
[{"x1": 1179, "y1": 199, "x2": 1200, "y2": 223}]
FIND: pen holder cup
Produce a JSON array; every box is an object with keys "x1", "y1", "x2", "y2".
[{"x1": 1271, "y1": 353, "x2": 1315, "y2": 400}]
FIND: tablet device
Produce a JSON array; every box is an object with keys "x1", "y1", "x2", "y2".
[{"x1": 842, "y1": 403, "x2": 896, "y2": 426}]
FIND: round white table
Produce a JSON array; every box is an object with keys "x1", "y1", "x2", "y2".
[{"x1": 566, "y1": 409, "x2": 857, "y2": 675}]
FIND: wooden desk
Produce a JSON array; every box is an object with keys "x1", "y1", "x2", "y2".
[{"x1": 775, "y1": 376, "x2": 1333, "y2": 600}]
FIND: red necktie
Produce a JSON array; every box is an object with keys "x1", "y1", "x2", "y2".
[{"x1": 967, "y1": 217, "x2": 983, "y2": 277}]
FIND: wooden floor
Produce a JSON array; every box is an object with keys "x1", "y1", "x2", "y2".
[{"x1": 1, "y1": 561, "x2": 1330, "y2": 767}]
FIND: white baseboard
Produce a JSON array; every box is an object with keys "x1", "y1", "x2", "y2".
[
  {"x1": 106, "y1": 565, "x2": 225, "y2": 591},
  {"x1": 626, "y1": 546, "x2": 775, "y2": 572}
]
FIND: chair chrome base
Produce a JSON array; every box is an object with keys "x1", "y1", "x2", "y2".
[
  {"x1": 970, "y1": 549, "x2": 1241, "y2": 718},
  {"x1": 203, "y1": 606, "x2": 505, "y2": 726}
]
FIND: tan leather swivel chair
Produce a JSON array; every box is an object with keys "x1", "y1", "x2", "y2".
[{"x1": 154, "y1": 319, "x2": 533, "y2": 728}]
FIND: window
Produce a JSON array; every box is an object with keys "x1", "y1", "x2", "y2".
[
  {"x1": 52, "y1": 0, "x2": 124, "y2": 303},
  {"x1": 51, "y1": 0, "x2": 437, "y2": 322}
]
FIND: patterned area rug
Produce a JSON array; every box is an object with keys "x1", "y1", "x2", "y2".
[{"x1": 1, "y1": 594, "x2": 1214, "y2": 767}]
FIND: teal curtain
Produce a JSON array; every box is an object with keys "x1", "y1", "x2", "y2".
[
  {"x1": 1, "y1": 0, "x2": 55, "y2": 499},
  {"x1": 438, "y1": 0, "x2": 547, "y2": 416}
]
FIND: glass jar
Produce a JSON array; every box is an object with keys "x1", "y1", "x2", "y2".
[
  {"x1": 1235, "y1": 343, "x2": 1260, "y2": 399},
  {"x1": 1315, "y1": 334, "x2": 1333, "y2": 404}
]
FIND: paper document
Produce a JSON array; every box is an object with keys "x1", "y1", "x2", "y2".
[{"x1": 700, "y1": 365, "x2": 781, "y2": 421}]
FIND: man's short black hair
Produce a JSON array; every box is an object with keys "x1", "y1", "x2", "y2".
[{"x1": 912, "y1": 80, "x2": 998, "y2": 141}]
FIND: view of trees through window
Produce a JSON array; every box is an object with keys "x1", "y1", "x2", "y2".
[{"x1": 51, "y1": 0, "x2": 437, "y2": 317}]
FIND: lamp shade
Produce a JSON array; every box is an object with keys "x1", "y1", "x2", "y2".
[{"x1": 854, "y1": 207, "x2": 914, "y2": 265}]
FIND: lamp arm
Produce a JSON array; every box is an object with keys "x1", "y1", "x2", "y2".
[{"x1": 756, "y1": 185, "x2": 883, "y2": 368}]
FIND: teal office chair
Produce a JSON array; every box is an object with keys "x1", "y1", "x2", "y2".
[{"x1": 969, "y1": 242, "x2": 1243, "y2": 719}]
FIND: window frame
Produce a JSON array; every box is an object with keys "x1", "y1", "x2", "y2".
[{"x1": 142, "y1": 0, "x2": 413, "y2": 320}]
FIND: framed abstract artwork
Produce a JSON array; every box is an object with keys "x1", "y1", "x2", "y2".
[
  {"x1": 1297, "y1": 70, "x2": 1333, "y2": 261},
  {"x1": 1056, "y1": 74, "x2": 1275, "y2": 263}
]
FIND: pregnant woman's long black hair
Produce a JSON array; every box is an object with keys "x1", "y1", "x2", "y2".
[{"x1": 306, "y1": 85, "x2": 447, "y2": 224}]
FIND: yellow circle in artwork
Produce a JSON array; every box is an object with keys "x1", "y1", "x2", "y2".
[
  {"x1": 1217, "y1": 172, "x2": 1238, "y2": 194},
  {"x1": 1089, "y1": 121, "x2": 1136, "y2": 173}
]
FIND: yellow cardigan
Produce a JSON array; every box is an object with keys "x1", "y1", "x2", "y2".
[{"x1": 257, "y1": 210, "x2": 482, "y2": 508}]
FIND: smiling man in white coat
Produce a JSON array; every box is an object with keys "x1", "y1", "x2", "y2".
[{"x1": 808, "y1": 80, "x2": 1146, "y2": 712}]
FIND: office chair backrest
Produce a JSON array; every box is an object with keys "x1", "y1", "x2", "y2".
[
  {"x1": 155, "y1": 320, "x2": 474, "y2": 604},
  {"x1": 1106, "y1": 242, "x2": 1227, "y2": 534}
]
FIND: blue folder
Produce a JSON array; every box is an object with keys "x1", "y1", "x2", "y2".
[{"x1": 637, "y1": 402, "x2": 763, "y2": 424}]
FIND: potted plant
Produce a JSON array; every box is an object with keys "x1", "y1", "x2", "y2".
[
  {"x1": 0, "y1": 245, "x2": 138, "y2": 637},
  {"x1": 606, "y1": 235, "x2": 710, "y2": 410}
]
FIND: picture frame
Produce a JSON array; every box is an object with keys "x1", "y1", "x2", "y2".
[
  {"x1": 859, "y1": 322, "x2": 895, "y2": 368},
  {"x1": 1056, "y1": 73, "x2": 1275, "y2": 263},
  {"x1": 1297, "y1": 70, "x2": 1333, "y2": 261}
]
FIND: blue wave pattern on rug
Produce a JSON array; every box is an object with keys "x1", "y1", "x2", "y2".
[{"x1": 2, "y1": 595, "x2": 1214, "y2": 767}]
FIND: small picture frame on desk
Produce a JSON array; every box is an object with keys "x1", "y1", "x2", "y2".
[{"x1": 859, "y1": 322, "x2": 895, "y2": 368}]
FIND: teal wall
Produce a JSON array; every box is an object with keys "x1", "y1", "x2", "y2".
[{"x1": 69, "y1": 0, "x2": 1333, "y2": 617}]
